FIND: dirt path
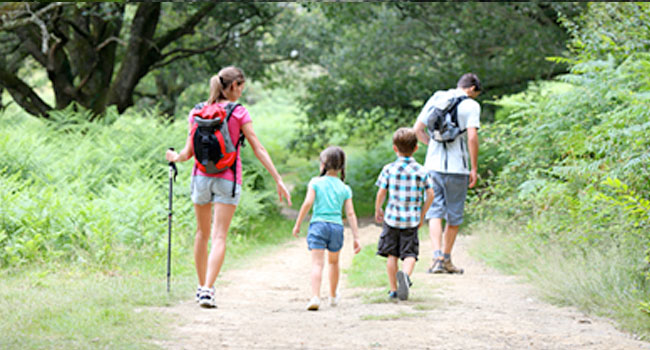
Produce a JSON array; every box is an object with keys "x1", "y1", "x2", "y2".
[{"x1": 155, "y1": 223, "x2": 649, "y2": 350}]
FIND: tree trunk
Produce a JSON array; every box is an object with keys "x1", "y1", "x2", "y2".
[
  {"x1": 108, "y1": 3, "x2": 161, "y2": 114},
  {"x1": 155, "y1": 71, "x2": 188, "y2": 119},
  {"x1": 66, "y1": 5, "x2": 124, "y2": 115}
]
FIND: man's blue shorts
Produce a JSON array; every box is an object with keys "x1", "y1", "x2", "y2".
[
  {"x1": 306, "y1": 221, "x2": 344, "y2": 252},
  {"x1": 425, "y1": 171, "x2": 469, "y2": 226}
]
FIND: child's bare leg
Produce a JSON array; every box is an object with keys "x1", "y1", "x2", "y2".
[
  {"x1": 402, "y1": 256, "x2": 416, "y2": 276},
  {"x1": 204, "y1": 203, "x2": 237, "y2": 288},
  {"x1": 311, "y1": 249, "x2": 325, "y2": 298},
  {"x1": 327, "y1": 250, "x2": 340, "y2": 297},
  {"x1": 387, "y1": 255, "x2": 399, "y2": 291},
  {"x1": 193, "y1": 203, "x2": 212, "y2": 286}
]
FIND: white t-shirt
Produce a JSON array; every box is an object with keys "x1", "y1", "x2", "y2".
[{"x1": 416, "y1": 88, "x2": 481, "y2": 175}]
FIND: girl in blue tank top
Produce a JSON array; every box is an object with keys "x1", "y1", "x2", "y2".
[{"x1": 292, "y1": 146, "x2": 361, "y2": 311}]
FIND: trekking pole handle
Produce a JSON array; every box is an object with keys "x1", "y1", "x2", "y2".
[{"x1": 168, "y1": 147, "x2": 178, "y2": 182}]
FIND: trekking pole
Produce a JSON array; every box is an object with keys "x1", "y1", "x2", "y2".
[{"x1": 167, "y1": 147, "x2": 178, "y2": 293}]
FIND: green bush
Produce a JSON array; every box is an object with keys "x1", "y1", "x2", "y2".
[
  {"x1": 472, "y1": 2, "x2": 650, "y2": 337},
  {"x1": 0, "y1": 102, "x2": 279, "y2": 268}
]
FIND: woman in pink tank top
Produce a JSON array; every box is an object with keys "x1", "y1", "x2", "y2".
[{"x1": 166, "y1": 66, "x2": 292, "y2": 308}]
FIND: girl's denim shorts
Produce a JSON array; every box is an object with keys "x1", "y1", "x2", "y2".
[
  {"x1": 190, "y1": 175, "x2": 241, "y2": 205},
  {"x1": 306, "y1": 221, "x2": 344, "y2": 252}
]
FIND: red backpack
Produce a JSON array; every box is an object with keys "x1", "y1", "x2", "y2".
[{"x1": 190, "y1": 102, "x2": 244, "y2": 197}]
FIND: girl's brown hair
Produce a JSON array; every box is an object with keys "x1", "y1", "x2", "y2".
[
  {"x1": 207, "y1": 66, "x2": 246, "y2": 104},
  {"x1": 319, "y1": 146, "x2": 346, "y2": 181}
]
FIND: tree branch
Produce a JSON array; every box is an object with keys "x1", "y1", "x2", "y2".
[
  {"x1": 154, "y1": 9, "x2": 278, "y2": 70},
  {"x1": 0, "y1": 2, "x2": 68, "y2": 31},
  {"x1": 25, "y1": 3, "x2": 54, "y2": 53},
  {"x1": 0, "y1": 64, "x2": 52, "y2": 118},
  {"x1": 154, "y1": 2, "x2": 217, "y2": 52},
  {"x1": 151, "y1": 41, "x2": 228, "y2": 70},
  {"x1": 96, "y1": 36, "x2": 126, "y2": 52}
]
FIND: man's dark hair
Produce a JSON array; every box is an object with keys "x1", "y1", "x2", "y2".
[
  {"x1": 393, "y1": 127, "x2": 418, "y2": 156},
  {"x1": 457, "y1": 73, "x2": 482, "y2": 92}
]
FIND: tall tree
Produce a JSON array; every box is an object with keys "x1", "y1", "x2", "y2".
[
  {"x1": 0, "y1": 2, "x2": 286, "y2": 119},
  {"x1": 277, "y1": 2, "x2": 585, "y2": 153}
]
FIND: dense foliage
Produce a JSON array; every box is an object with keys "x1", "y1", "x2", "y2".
[
  {"x1": 474, "y1": 2, "x2": 649, "y2": 333},
  {"x1": 0, "y1": 104, "x2": 279, "y2": 267},
  {"x1": 278, "y1": 2, "x2": 584, "y2": 154}
]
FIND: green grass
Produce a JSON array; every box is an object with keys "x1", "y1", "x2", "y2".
[
  {"x1": 469, "y1": 220, "x2": 650, "y2": 340},
  {"x1": 0, "y1": 214, "x2": 295, "y2": 349},
  {"x1": 344, "y1": 245, "x2": 387, "y2": 289},
  {"x1": 0, "y1": 263, "x2": 177, "y2": 350}
]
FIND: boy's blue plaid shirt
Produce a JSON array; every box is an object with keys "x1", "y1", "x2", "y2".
[{"x1": 375, "y1": 156, "x2": 433, "y2": 228}]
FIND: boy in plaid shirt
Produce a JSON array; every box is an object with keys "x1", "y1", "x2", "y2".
[{"x1": 375, "y1": 127, "x2": 434, "y2": 301}]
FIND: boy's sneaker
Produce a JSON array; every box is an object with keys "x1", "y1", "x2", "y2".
[
  {"x1": 328, "y1": 293, "x2": 340, "y2": 307},
  {"x1": 195, "y1": 285, "x2": 201, "y2": 303},
  {"x1": 442, "y1": 258, "x2": 464, "y2": 274},
  {"x1": 306, "y1": 296, "x2": 320, "y2": 311},
  {"x1": 427, "y1": 259, "x2": 445, "y2": 274},
  {"x1": 396, "y1": 270, "x2": 410, "y2": 301},
  {"x1": 387, "y1": 290, "x2": 398, "y2": 302},
  {"x1": 198, "y1": 286, "x2": 217, "y2": 308}
]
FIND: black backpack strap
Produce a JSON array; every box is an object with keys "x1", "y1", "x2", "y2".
[
  {"x1": 449, "y1": 96, "x2": 468, "y2": 132},
  {"x1": 231, "y1": 131, "x2": 248, "y2": 197},
  {"x1": 225, "y1": 103, "x2": 243, "y2": 197},
  {"x1": 224, "y1": 103, "x2": 241, "y2": 123}
]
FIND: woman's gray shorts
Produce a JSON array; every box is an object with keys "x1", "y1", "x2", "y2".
[
  {"x1": 425, "y1": 171, "x2": 468, "y2": 226},
  {"x1": 190, "y1": 175, "x2": 241, "y2": 205}
]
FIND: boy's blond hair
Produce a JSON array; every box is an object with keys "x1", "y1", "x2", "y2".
[{"x1": 392, "y1": 127, "x2": 418, "y2": 156}]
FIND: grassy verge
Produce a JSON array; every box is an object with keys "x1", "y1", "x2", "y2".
[
  {"x1": 0, "y1": 215, "x2": 294, "y2": 350},
  {"x1": 469, "y1": 220, "x2": 650, "y2": 340}
]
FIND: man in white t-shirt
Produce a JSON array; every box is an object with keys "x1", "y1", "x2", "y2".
[{"x1": 413, "y1": 73, "x2": 482, "y2": 274}]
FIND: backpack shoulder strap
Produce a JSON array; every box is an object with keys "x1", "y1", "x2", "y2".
[
  {"x1": 449, "y1": 95, "x2": 469, "y2": 126},
  {"x1": 224, "y1": 103, "x2": 242, "y2": 123},
  {"x1": 224, "y1": 102, "x2": 243, "y2": 198}
]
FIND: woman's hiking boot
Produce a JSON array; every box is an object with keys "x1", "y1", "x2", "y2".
[
  {"x1": 442, "y1": 258, "x2": 464, "y2": 274},
  {"x1": 427, "y1": 259, "x2": 445, "y2": 274}
]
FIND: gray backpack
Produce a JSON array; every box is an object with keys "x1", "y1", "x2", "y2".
[{"x1": 426, "y1": 95, "x2": 468, "y2": 143}]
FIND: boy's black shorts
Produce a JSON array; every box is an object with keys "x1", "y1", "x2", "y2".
[{"x1": 376, "y1": 223, "x2": 419, "y2": 261}]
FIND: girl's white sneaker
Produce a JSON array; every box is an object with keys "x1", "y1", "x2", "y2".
[
  {"x1": 306, "y1": 296, "x2": 320, "y2": 311},
  {"x1": 328, "y1": 293, "x2": 340, "y2": 307}
]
